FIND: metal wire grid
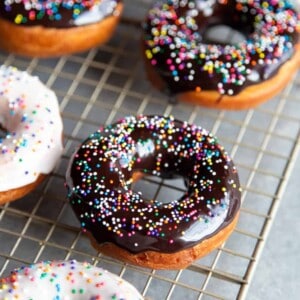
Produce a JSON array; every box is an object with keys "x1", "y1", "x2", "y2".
[{"x1": 0, "y1": 20, "x2": 299, "y2": 300}]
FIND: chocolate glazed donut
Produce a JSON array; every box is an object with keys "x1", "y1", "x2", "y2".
[
  {"x1": 0, "y1": 0, "x2": 123, "y2": 57},
  {"x1": 143, "y1": 0, "x2": 300, "y2": 109},
  {"x1": 66, "y1": 115, "x2": 241, "y2": 269}
]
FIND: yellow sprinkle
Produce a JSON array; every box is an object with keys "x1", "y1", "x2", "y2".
[
  {"x1": 145, "y1": 49, "x2": 153, "y2": 59},
  {"x1": 74, "y1": 8, "x2": 80, "y2": 15},
  {"x1": 259, "y1": 53, "x2": 265, "y2": 59},
  {"x1": 14, "y1": 14, "x2": 23, "y2": 24}
]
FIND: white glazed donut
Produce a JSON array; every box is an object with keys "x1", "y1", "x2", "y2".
[
  {"x1": 0, "y1": 260, "x2": 143, "y2": 300},
  {"x1": 0, "y1": 65, "x2": 63, "y2": 204}
]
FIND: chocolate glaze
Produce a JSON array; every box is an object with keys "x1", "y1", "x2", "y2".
[
  {"x1": 143, "y1": 0, "x2": 300, "y2": 96},
  {"x1": 66, "y1": 115, "x2": 241, "y2": 254},
  {"x1": 0, "y1": 0, "x2": 120, "y2": 28}
]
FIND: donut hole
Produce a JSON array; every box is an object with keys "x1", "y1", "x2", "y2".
[
  {"x1": 0, "y1": 123, "x2": 7, "y2": 139},
  {"x1": 0, "y1": 110, "x2": 22, "y2": 140},
  {"x1": 197, "y1": 3, "x2": 256, "y2": 46},
  {"x1": 202, "y1": 24, "x2": 247, "y2": 45},
  {"x1": 131, "y1": 172, "x2": 187, "y2": 205}
]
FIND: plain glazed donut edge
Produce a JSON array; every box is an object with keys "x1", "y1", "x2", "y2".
[
  {"x1": 0, "y1": 3, "x2": 123, "y2": 58},
  {"x1": 0, "y1": 174, "x2": 46, "y2": 205},
  {"x1": 87, "y1": 212, "x2": 240, "y2": 270},
  {"x1": 144, "y1": 46, "x2": 300, "y2": 110}
]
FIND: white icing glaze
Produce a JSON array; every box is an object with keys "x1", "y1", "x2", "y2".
[
  {"x1": 0, "y1": 260, "x2": 143, "y2": 300},
  {"x1": 0, "y1": 65, "x2": 63, "y2": 192}
]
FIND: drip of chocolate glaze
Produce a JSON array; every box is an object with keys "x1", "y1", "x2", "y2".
[{"x1": 66, "y1": 115, "x2": 241, "y2": 254}]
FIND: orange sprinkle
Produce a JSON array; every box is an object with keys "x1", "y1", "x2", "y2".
[{"x1": 235, "y1": 3, "x2": 243, "y2": 11}]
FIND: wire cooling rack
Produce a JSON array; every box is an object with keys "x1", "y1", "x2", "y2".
[{"x1": 0, "y1": 3, "x2": 300, "y2": 299}]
